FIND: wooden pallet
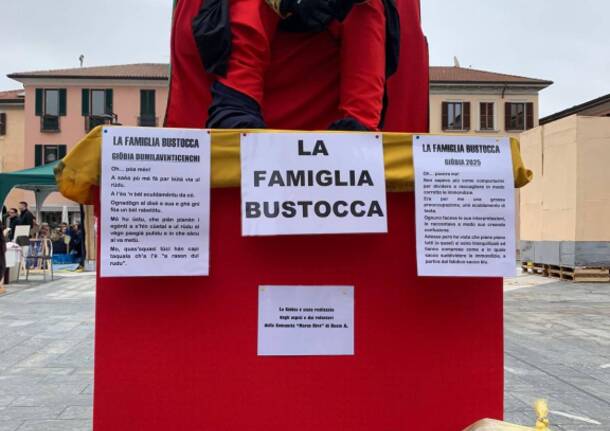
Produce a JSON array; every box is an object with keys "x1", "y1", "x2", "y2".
[
  {"x1": 521, "y1": 262, "x2": 548, "y2": 276},
  {"x1": 561, "y1": 266, "x2": 610, "y2": 283},
  {"x1": 521, "y1": 262, "x2": 609, "y2": 282}
]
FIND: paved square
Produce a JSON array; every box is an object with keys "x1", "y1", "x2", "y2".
[
  {"x1": 504, "y1": 274, "x2": 610, "y2": 430},
  {"x1": 0, "y1": 272, "x2": 608, "y2": 430},
  {"x1": 0, "y1": 274, "x2": 94, "y2": 431}
]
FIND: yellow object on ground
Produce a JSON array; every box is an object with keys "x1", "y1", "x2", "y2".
[
  {"x1": 55, "y1": 126, "x2": 533, "y2": 205},
  {"x1": 463, "y1": 400, "x2": 551, "y2": 431}
]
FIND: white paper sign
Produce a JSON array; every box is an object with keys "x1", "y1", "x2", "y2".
[
  {"x1": 241, "y1": 132, "x2": 387, "y2": 236},
  {"x1": 100, "y1": 127, "x2": 211, "y2": 277},
  {"x1": 413, "y1": 135, "x2": 515, "y2": 277},
  {"x1": 258, "y1": 286, "x2": 354, "y2": 356}
]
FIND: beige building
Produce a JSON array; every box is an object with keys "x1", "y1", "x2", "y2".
[
  {"x1": 0, "y1": 89, "x2": 28, "y2": 210},
  {"x1": 430, "y1": 66, "x2": 552, "y2": 137},
  {"x1": 0, "y1": 89, "x2": 25, "y2": 174},
  {"x1": 430, "y1": 66, "x2": 553, "y2": 252}
]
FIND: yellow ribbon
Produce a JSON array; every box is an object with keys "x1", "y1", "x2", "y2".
[{"x1": 55, "y1": 126, "x2": 533, "y2": 204}]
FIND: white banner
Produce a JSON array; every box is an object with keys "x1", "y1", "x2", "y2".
[
  {"x1": 258, "y1": 286, "x2": 354, "y2": 356},
  {"x1": 413, "y1": 135, "x2": 516, "y2": 277},
  {"x1": 241, "y1": 132, "x2": 387, "y2": 236},
  {"x1": 100, "y1": 127, "x2": 211, "y2": 277}
]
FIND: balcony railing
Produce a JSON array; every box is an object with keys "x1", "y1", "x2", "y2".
[
  {"x1": 86, "y1": 114, "x2": 120, "y2": 132},
  {"x1": 41, "y1": 115, "x2": 60, "y2": 132},
  {"x1": 138, "y1": 116, "x2": 158, "y2": 127}
]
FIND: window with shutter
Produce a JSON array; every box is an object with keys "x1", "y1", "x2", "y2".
[
  {"x1": 506, "y1": 103, "x2": 526, "y2": 131},
  {"x1": 34, "y1": 145, "x2": 43, "y2": 167},
  {"x1": 43, "y1": 145, "x2": 62, "y2": 164},
  {"x1": 463, "y1": 102, "x2": 471, "y2": 130},
  {"x1": 105, "y1": 89, "x2": 113, "y2": 114},
  {"x1": 139, "y1": 90, "x2": 157, "y2": 127},
  {"x1": 58, "y1": 145, "x2": 67, "y2": 160},
  {"x1": 443, "y1": 102, "x2": 466, "y2": 131},
  {"x1": 85, "y1": 89, "x2": 115, "y2": 131},
  {"x1": 441, "y1": 102, "x2": 449, "y2": 130},
  {"x1": 82, "y1": 89, "x2": 90, "y2": 116},
  {"x1": 59, "y1": 89, "x2": 67, "y2": 116},
  {"x1": 35, "y1": 145, "x2": 66, "y2": 165},
  {"x1": 526, "y1": 102, "x2": 534, "y2": 129},
  {"x1": 41, "y1": 89, "x2": 61, "y2": 132},
  {"x1": 45, "y1": 90, "x2": 59, "y2": 116},
  {"x1": 91, "y1": 90, "x2": 106, "y2": 116},
  {"x1": 0, "y1": 113, "x2": 6, "y2": 136},
  {"x1": 480, "y1": 103, "x2": 494, "y2": 131},
  {"x1": 35, "y1": 89, "x2": 43, "y2": 116}
]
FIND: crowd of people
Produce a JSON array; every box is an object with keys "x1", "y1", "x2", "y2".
[{"x1": 0, "y1": 202, "x2": 86, "y2": 284}]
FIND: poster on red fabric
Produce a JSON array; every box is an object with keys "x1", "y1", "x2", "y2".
[
  {"x1": 413, "y1": 135, "x2": 516, "y2": 277},
  {"x1": 258, "y1": 285, "x2": 354, "y2": 356},
  {"x1": 241, "y1": 132, "x2": 387, "y2": 236},
  {"x1": 100, "y1": 127, "x2": 211, "y2": 278}
]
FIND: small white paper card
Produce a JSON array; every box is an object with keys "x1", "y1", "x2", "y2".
[
  {"x1": 413, "y1": 135, "x2": 516, "y2": 277},
  {"x1": 258, "y1": 285, "x2": 354, "y2": 356},
  {"x1": 100, "y1": 126, "x2": 211, "y2": 278},
  {"x1": 241, "y1": 132, "x2": 387, "y2": 236}
]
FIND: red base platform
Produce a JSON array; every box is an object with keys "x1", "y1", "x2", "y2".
[{"x1": 93, "y1": 190, "x2": 503, "y2": 430}]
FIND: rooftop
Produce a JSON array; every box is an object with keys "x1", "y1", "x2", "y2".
[
  {"x1": 8, "y1": 63, "x2": 552, "y2": 87},
  {"x1": 0, "y1": 89, "x2": 25, "y2": 104},
  {"x1": 8, "y1": 63, "x2": 169, "y2": 81},
  {"x1": 540, "y1": 93, "x2": 610, "y2": 125},
  {"x1": 430, "y1": 66, "x2": 553, "y2": 87}
]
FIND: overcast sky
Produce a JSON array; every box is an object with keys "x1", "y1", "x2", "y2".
[{"x1": 1, "y1": 0, "x2": 608, "y2": 116}]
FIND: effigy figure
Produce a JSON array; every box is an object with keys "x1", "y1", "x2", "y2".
[{"x1": 165, "y1": 0, "x2": 401, "y2": 131}]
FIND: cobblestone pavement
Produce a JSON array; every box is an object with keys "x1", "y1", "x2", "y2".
[{"x1": 0, "y1": 272, "x2": 608, "y2": 430}]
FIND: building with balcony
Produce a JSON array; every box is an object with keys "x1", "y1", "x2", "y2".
[{"x1": 7, "y1": 64, "x2": 169, "y2": 223}]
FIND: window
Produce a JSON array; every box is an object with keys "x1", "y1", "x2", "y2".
[
  {"x1": 505, "y1": 102, "x2": 534, "y2": 131},
  {"x1": 0, "y1": 113, "x2": 6, "y2": 136},
  {"x1": 35, "y1": 88, "x2": 67, "y2": 132},
  {"x1": 34, "y1": 145, "x2": 67, "y2": 167},
  {"x1": 82, "y1": 89, "x2": 114, "y2": 131},
  {"x1": 91, "y1": 90, "x2": 107, "y2": 116},
  {"x1": 479, "y1": 103, "x2": 494, "y2": 131},
  {"x1": 45, "y1": 90, "x2": 60, "y2": 116},
  {"x1": 442, "y1": 101, "x2": 471, "y2": 131},
  {"x1": 139, "y1": 90, "x2": 157, "y2": 127}
]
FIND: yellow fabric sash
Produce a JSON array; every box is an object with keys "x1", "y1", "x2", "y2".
[{"x1": 55, "y1": 126, "x2": 532, "y2": 204}]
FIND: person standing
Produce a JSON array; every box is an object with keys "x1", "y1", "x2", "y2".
[
  {"x1": 6, "y1": 208, "x2": 19, "y2": 241},
  {"x1": 17, "y1": 202, "x2": 34, "y2": 229},
  {"x1": 69, "y1": 223, "x2": 85, "y2": 270}
]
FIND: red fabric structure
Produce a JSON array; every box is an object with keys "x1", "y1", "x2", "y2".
[
  {"x1": 166, "y1": 0, "x2": 423, "y2": 132},
  {"x1": 94, "y1": 191, "x2": 503, "y2": 431},
  {"x1": 94, "y1": 2, "x2": 503, "y2": 430}
]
